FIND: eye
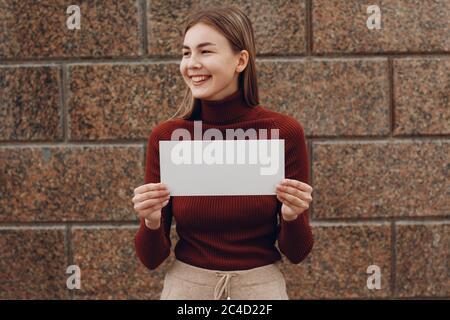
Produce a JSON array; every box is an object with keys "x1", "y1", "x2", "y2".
[{"x1": 182, "y1": 50, "x2": 211, "y2": 56}]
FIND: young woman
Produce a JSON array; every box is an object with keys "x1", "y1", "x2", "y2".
[{"x1": 133, "y1": 6, "x2": 314, "y2": 300}]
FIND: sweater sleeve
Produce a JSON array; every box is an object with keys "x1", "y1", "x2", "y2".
[
  {"x1": 134, "y1": 127, "x2": 173, "y2": 270},
  {"x1": 276, "y1": 118, "x2": 314, "y2": 264}
]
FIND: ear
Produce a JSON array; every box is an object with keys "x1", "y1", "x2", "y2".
[{"x1": 236, "y1": 50, "x2": 249, "y2": 73}]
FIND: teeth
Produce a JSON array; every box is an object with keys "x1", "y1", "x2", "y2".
[{"x1": 192, "y1": 76, "x2": 210, "y2": 82}]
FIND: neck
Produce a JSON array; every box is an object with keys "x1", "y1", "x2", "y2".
[{"x1": 199, "y1": 89, "x2": 252, "y2": 124}]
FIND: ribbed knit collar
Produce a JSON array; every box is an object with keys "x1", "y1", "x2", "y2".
[{"x1": 200, "y1": 89, "x2": 252, "y2": 124}]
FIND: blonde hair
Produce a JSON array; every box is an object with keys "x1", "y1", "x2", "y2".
[{"x1": 168, "y1": 6, "x2": 260, "y2": 121}]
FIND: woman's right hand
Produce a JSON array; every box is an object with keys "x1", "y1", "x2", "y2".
[{"x1": 132, "y1": 182, "x2": 171, "y2": 228}]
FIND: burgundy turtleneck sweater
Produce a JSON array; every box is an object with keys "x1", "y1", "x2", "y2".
[{"x1": 135, "y1": 89, "x2": 314, "y2": 271}]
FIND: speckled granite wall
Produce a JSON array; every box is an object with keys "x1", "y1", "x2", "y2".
[{"x1": 0, "y1": 0, "x2": 448, "y2": 300}]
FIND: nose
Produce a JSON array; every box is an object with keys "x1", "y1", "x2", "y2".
[{"x1": 187, "y1": 53, "x2": 202, "y2": 70}]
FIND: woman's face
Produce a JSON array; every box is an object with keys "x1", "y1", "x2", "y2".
[{"x1": 180, "y1": 23, "x2": 248, "y2": 101}]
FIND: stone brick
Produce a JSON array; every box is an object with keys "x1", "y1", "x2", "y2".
[
  {"x1": 72, "y1": 225, "x2": 178, "y2": 299},
  {"x1": 278, "y1": 224, "x2": 392, "y2": 299},
  {"x1": 313, "y1": 141, "x2": 450, "y2": 219},
  {"x1": 396, "y1": 223, "x2": 450, "y2": 297},
  {"x1": 0, "y1": 0, "x2": 141, "y2": 59},
  {"x1": 0, "y1": 146, "x2": 144, "y2": 222},
  {"x1": 0, "y1": 228, "x2": 68, "y2": 299},
  {"x1": 68, "y1": 63, "x2": 183, "y2": 140},
  {"x1": 147, "y1": 0, "x2": 307, "y2": 56},
  {"x1": 313, "y1": 0, "x2": 450, "y2": 53},
  {"x1": 394, "y1": 58, "x2": 450, "y2": 135},
  {"x1": 0, "y1": 67, "x2": 61, "y2": 141},
  {"x1": 257, "y1": 59, "x2": 389, "y2": 136}
]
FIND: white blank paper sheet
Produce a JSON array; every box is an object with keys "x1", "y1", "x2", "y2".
[{"x1": 159, "y1": 139, "x2": 285, "y2": 196}]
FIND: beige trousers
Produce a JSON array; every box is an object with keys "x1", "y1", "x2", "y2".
[{"x1": 160, "y1": 259, "x2": 289, "y2": 300}]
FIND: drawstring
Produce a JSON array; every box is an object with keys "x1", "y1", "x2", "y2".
[{"x1": 214, "y1": 272, "x2": 238, "y2": 300}]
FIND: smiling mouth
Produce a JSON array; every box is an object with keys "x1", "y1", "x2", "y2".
[{"x1": 191, "y1": 75, "x2": 212, "y2": 86}]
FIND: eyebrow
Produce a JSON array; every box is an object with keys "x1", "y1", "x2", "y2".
[{"x1": 182, "y1": 42, "x2": 216, "y2": 50}]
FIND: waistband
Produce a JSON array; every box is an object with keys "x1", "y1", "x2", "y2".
[{"x1": 168, "y1": 259, "x2": 284, "y2": 300}]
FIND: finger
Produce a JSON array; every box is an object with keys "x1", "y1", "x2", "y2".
[
  {"x1": 276, "y1": 184, "x2": 311, "y2": 201},
  {"x1": 137, "y1": 200, "x2": 169, "y2": 218},
  {"x1": 277, "y1": 191, "x2": 309, "y2": 210},
  {"x1": 281, "y1": 179, "x2": 313, "y2": 193},
  {"x1": 281, "y1": 179, "x2": 311, "y2": 192},
  {"x1": 277, "y1": 185, "x2": 304, "y2": 198},
  {"x1": 134, "y1": 182, "x2": 167, "y2": 196},
  {"x1": 276, "y1": 192, "x2": 297, "y2": 208},
  {"x1": 132, "y1": 189, "x2": 170, "y2": 204},
  {"x1": 135, "y1": 194, "x2": 170, "y2": 211},
  {"x1": 134, "y1": 182, "x2": 168, "y2": 196}
]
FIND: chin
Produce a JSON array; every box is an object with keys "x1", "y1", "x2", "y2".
[{"x1": 191, "y1": 90, "x2": 212, "y2": 99}]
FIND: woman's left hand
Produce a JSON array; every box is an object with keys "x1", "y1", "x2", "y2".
[{"x1": 276, "y1": 178, "x2": 313, "y2": 221}]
